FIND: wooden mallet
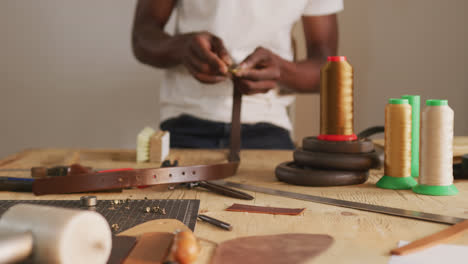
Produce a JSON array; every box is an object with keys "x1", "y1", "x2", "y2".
[{"x1": 0, "y1": 204, "x2": 112, "y2": 264}]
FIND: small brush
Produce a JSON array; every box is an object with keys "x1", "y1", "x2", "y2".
[{"x1": 136, "y1": 127, "x2": 155, "y2": 163}]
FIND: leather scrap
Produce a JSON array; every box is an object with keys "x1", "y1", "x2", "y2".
[
  {"x1": 108, "y1": 236, "x2": 137, "y2": 264},
  {"x1": 211, "y1": 233, "x2": 334, "y2": 264},
  {"x1": 123, "y1": 232, "x2": 174, "y2": 264},
  {"x1": 226, "y1": 203, "x2": 305, "y2": 215}
]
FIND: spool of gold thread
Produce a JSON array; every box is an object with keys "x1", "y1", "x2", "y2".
[
  {"x1": 376, "y1": 98, "x2": 417, "y2": 189},
  {"x1": 413, "y1": 99, "x2": 458, "y2": 196},
  {"x1": 318, "y1": 56, "x2": 356, "y2": 141}
]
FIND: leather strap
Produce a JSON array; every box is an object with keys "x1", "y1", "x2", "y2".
[
  {"x1": 33, "y1": 85, "x2": 243, "y2": 195},
  {"x1": 228, "y1": 86, "x2": 242, "y2": 162}
]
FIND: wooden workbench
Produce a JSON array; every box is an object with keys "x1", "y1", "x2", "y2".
[{"x1": 1, "y1": 146, "x2": 468, "y2": 264}]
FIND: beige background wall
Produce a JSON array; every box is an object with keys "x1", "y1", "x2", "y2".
[
  {"x1": 0, "y1": 1, "x2": 164, "y2": 159},
  {"x1": 1, "y1": 0, "x2": 467, "y2": 158}
]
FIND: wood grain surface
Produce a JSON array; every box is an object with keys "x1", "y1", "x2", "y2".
[{"x1": 0, "y1": 141, "x2": 468, "y2": 263}]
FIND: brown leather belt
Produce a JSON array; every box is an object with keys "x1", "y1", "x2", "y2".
[{"x1": 32, "y1": 86, "x2": 242, "y2": 195}]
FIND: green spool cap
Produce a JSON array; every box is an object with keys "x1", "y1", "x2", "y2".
[
  {"x1": 412, "y1": 184, "x2": 458, "y2": 196},
  {"x1": 389, "y1": 98, "x2": 409, "y2": 105},
  {"x1": 376, "y1": 175, "x2": 417, "y2": 190},
  {"x1": 426, "y1": 99, "x2": 448, "y2": 106},
  {"x1": 402, "y1": 95, "x2": 420, "y2": 178}
]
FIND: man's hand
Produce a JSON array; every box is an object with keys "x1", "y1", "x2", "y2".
[
  {"x1": 233, "y1": 47, "x2": 282, "y2": 95},
  {"x1": 182, "y1": 32, "x2": 232, "y2": 84}
]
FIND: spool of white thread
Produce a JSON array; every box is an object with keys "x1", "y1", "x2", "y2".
[
  {"x1": 413, "y1": 99, "x2": 458, "y2": 196},
  {"x1": 0, "y1": 204, "x2": 112, "y2": 264}
]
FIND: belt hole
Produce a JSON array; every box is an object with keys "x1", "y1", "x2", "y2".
[
  {"x1": 192, "y1": 171, "x2": 196, "y2": 175},
  {"x1": 182, "y1": 172, "x2": 185, "y2": 176},
  {"x1": 153, "y1": 174, "x2": 157, "y2": 179},
  {"x1": 169, "y1": 173, "x2": 172, "y2": 177}
]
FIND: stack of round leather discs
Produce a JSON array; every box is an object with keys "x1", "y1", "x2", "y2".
[
  {"x1": 277, "y1": 56, "x2": 381, "y2": 187},
  {"x1": 275, "y1": 136, "x2": 381, "y2": 186}
]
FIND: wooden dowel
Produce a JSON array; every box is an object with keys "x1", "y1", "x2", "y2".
[{"x1": 391, "y1": 219, "x2": 468, "y2": 255}]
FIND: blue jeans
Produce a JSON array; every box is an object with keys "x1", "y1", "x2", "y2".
[{"x1": 160, "y1": 115, "x2": 294, "y2": 150}]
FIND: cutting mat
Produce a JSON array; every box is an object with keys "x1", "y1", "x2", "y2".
[{"x1": 0, "y1": 199, "x2": 199, "y2": 234}]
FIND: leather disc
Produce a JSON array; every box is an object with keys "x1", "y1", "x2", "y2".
[
  {"x1": 302, "y1": 137, "x2": 374, "y2": 153},
  {"x1": 293, "y1": 148, "x2": 381, "y2": 171},
  {"x1": 275, "y1": 162, "x2": 368, "y2": 186}
]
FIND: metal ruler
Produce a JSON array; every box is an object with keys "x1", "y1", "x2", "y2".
[
  {"x1": 217, "y1": 181, "x2": 466, "y2": 225},
  {"x1": 0, "y1": 199, "x2": 200, "y2": 234}
]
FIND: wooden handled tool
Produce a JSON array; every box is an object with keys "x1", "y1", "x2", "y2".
[
  {"x1": 0, "y1": 204, "x2": 112, "y2": 264},
  {"x1": 391, "y1": 219, "x2": 468, "y2": 255},
  {"x1": 166, "y1": 230, "x2": 200, "y2": 264}
]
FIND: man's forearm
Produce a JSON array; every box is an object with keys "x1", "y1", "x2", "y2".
[
  {"x1": 278, "y1": 58, "x2": 324, "y2": 93},
  {"x1": 132, "y1": 0, "x2": 183, "y2": 68},
  {"x1": 132, "y1": 23, "x2": 192, "y2": 68},
  {"x1": 279, "y1": 15, "x2": 337, "y2": 93}
]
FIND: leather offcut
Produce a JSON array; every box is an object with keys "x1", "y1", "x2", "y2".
[{"x1": 211, "y1": 234, "x2": 334, "y2": 264}]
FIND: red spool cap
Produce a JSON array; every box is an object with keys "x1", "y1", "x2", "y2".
[
  {"x1": 317, "y1": 134, "x2": 357, "y2": 141},
  {"x1": 327, "y1": 56, "x2": 347, "y2": 62}
]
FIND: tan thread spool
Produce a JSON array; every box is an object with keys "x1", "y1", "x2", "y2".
[
  {"x1": 419, "y1": 100, "x2": 454, "y2": 186},
  {"x1": 384, "y1": 100, "x2": 412, "y2": 178},
  {"x1": 319, "y1": 56, "x2": 356, "y2": 140}
]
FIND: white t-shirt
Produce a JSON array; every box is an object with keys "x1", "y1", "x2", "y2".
[{"x1": 160, "y1": 0, "x2": 343, "y2": 131}]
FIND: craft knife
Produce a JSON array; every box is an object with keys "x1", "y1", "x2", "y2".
[
  {"x1": 0, "y1": 177, "x2": 34, "y2": 192},
  {"x1": 0, "y1": 167, "x2": 128, "y2": 192},
  {"x1": 215, "y1": 181, "x2": 466, "y2": 225}
]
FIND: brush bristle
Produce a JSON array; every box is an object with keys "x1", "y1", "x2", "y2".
[{"x1": 136, "y1": 127, "x2": 155, "y2": 163}]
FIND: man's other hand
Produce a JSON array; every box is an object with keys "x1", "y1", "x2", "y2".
[
  {"x1": 233, "y1": 47, "x2": 282, "y2": 95},
  {"x1": 182, "y1": 32, "x2": 232, "y2": 84}
]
